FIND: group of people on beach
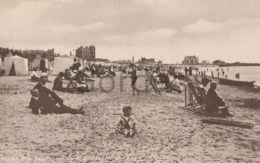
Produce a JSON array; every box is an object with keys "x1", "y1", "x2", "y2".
[
  {"x1": 29, "y1": 58, "x2": 138, "y2": 137},
  {"x1": 28, "y1": 61, "x2": 235, "y2": 138},
  {"x1": 29, "y1": 76, "x2": 137, "y2": 137}
]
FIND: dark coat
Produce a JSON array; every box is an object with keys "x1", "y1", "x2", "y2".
[
  {"x1": 53, "y1": 76, "x2": 64, "y2": 91},
  {"x1": 29, "y1": 97, "x2": 41, "y2": 114},
  {"x1": 71, "y1": 62, "x2": 81, "y2": 71},
  {"x1": 34, "y1": 82, "x2": 63, "y2": 107},
  {"x1": 39, "y1": 58, "x2": 47, "y2": 72},
  {"x1": 204, "y1": 88, "x2": 225, "y2": 112}
]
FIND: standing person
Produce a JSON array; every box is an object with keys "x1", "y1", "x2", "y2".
[
  {"x1": 90, "y1": 63, "x2": 97, "y2": 77},
  {"x1": 184, "y1": 67, "x2": 188, "y2": 76},
  {"x1": 188, "y1": 67, "x2": 192, "y2": 76},
  {"x1": 129, "y1": 64, "x2": 137, "y2": 95},
  {"x1": 217, "y1": 71, "x2": 220, "y2": 78},
  {"x1": 211, "y1": 71, "x2": 214, "y2": 78},
  {"x1": 39, "y1": 55, "x2": 48, "y2": 73}
]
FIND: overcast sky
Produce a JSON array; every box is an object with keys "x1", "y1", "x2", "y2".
[{"x1": 1, "y1": 0, "x2": 260, "y2": 63}]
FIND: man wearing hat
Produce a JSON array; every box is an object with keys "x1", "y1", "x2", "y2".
[{"x1": 30, "y1": 76, "x2": 84, "y2": 114}]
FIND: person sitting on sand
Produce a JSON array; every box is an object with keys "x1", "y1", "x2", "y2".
[
  {"x1": 200, "y1": 77, "x2": 211, "y2": 93},
  {"x1": 34, "y1": 76, "x2": 75, "y2": 110},
  {"x1": 204, "y1": 82, "x2": 232, "y2": 117},
  {"x1": 116, "y1": 106, "x2": 137, "y2": 137},
  {"x1": 75, "y1": 70, "x2": 89, "y2": 93},
  {"x1": 31, "y1": 68, "x2": 39, "y2": 82},
  {"x1": 29, "y1": 89, "x2": 84, "y2": 115},
  {"x1": 108, "y1": 66, "x2": 116, "y2": 76},
  {"x1": 53, "y1": 72, "x2": 66, "y2": 92},
  {"x1": 71, "y1": 58, "x2": 81, "y2": 72},
  {"x1": 158, "y1": 72, "x2": 170, "y2": 89},
  {"x1": 167, "y1": 75, "x2": 182, "y2": 93}
]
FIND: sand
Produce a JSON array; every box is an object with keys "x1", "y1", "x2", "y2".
[{"x1": 0, "y1": 73, "x2": 259, "y2": 163}]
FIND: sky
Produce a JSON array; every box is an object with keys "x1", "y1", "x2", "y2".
[{"x1": 1, "y1": 0, "x2": 260, "y2": 63}]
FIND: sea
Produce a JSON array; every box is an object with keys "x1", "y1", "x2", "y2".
[{"x1": 198, "y1": 66, "x2": 260, "y2": 87}]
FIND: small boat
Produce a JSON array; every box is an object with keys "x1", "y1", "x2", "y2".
[{"x1": 219, "y1": 78, "x2": 255, "y2": 87}]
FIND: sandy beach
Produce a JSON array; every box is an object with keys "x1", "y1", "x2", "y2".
[{"x1": 0, "y1": 73, "x2": 259, "y2": 163}]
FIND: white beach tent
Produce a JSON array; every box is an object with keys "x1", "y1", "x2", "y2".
[
  {"x1": 54, "y1": 57, "x2": 83, "y2": 75},
  {"x1": 6, "y1": 51, "x2": 13, "y2": 58},
  {"x1": 0, "y1": 59, "x2": 2, "y2": 70},
  {"x1": 3, "y1": 55, "x2": 29, "y2": 76},
  {"x1": 31, "y1": 54, "x2": 41, "y2": 70},
  {"x1": 54, "y1": 57, "x2": 76, "y2": 75}
]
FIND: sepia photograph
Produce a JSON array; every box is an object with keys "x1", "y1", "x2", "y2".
[{"x1": 0, "y1": 0, "x2": 259, "y2": 162}]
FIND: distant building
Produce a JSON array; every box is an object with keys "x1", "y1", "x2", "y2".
[
  {"x1": 182, "y1": 56, "x2": 199, "y2": 65},
  {"x1": 94, "y1": 58, "x2": 110, "y2": 63},
  {"x1": 112, "y1": 60, "x2": 132, "y2": 64},
  {"x1": 138, "y1": 57, "x2": 155, "y2": 64},
  {"x1": 76, "y1": 45, "x2": 95, "y2": 60}
]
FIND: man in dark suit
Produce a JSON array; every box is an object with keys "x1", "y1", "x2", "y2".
[{"x1": 30, "y1": 76, "x2": 84, "y2": 114}]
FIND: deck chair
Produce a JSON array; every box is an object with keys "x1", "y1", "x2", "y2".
[
  {"x1": 187, "y1": 82, "x2": 206, "y2": 109},
  {"x1": 133, "y1": 73, "x2": 160, "y2": 94}
]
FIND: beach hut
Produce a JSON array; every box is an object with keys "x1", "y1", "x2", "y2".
[
  {"x1": 6, "y1": 51, "x2": 13, "y2": 58},
  {"x1": 53, "y1": 57, "x2": 78, "y2": 75},
  {"x1": 0, "y1": 59, "x2": 2, "y2": 70},
  {"x1": 3, "y1": 55, "x2": 29, "y2": 76},
  {"x1": 31, "y1": 54, "x2": 41, "y2": 70}
]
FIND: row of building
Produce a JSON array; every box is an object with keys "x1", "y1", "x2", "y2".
[{"x1": 74, "y1": 45, "x2": 204, "y2": 65}]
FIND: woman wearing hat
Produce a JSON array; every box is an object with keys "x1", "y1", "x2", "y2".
[{"x1": 204, "y1": 82, "x2": 233, "y2": 117}]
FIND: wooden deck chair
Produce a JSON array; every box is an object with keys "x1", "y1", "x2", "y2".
[
  {"x1": 187, "y1": 82, "x2": 206, "y2": 109},
  {"x1": 133, "y1": 73, "x2": 160, "y2": 94}
]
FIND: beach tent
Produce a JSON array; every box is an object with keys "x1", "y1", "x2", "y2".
[
  {"x1": 0, "y1": 59, "x2": 2, "y2": 70},
  {"x1": 31, "y1": 54, "x2": 41, "y2": 70},
  {"x1": 49, "y1": 61, "x2": 54, "y2": 71},
  {"x1": 3, "y1": 55, "x2": 28, "y2": 76},
  {"x1": 6, "y1": 51, "x2": 13, "y2": 58},
  {"x1": 54, "y1": 57, "x2": 82, "y2": 75}
]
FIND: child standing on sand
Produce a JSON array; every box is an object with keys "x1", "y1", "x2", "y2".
[{"x1": 116, "y1": 106, "x2": 137, "y2": 137}]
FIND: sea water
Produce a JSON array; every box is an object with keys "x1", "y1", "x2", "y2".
[{"x1": 198, "y1": 66, "x2": 260, "y2": 86}]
